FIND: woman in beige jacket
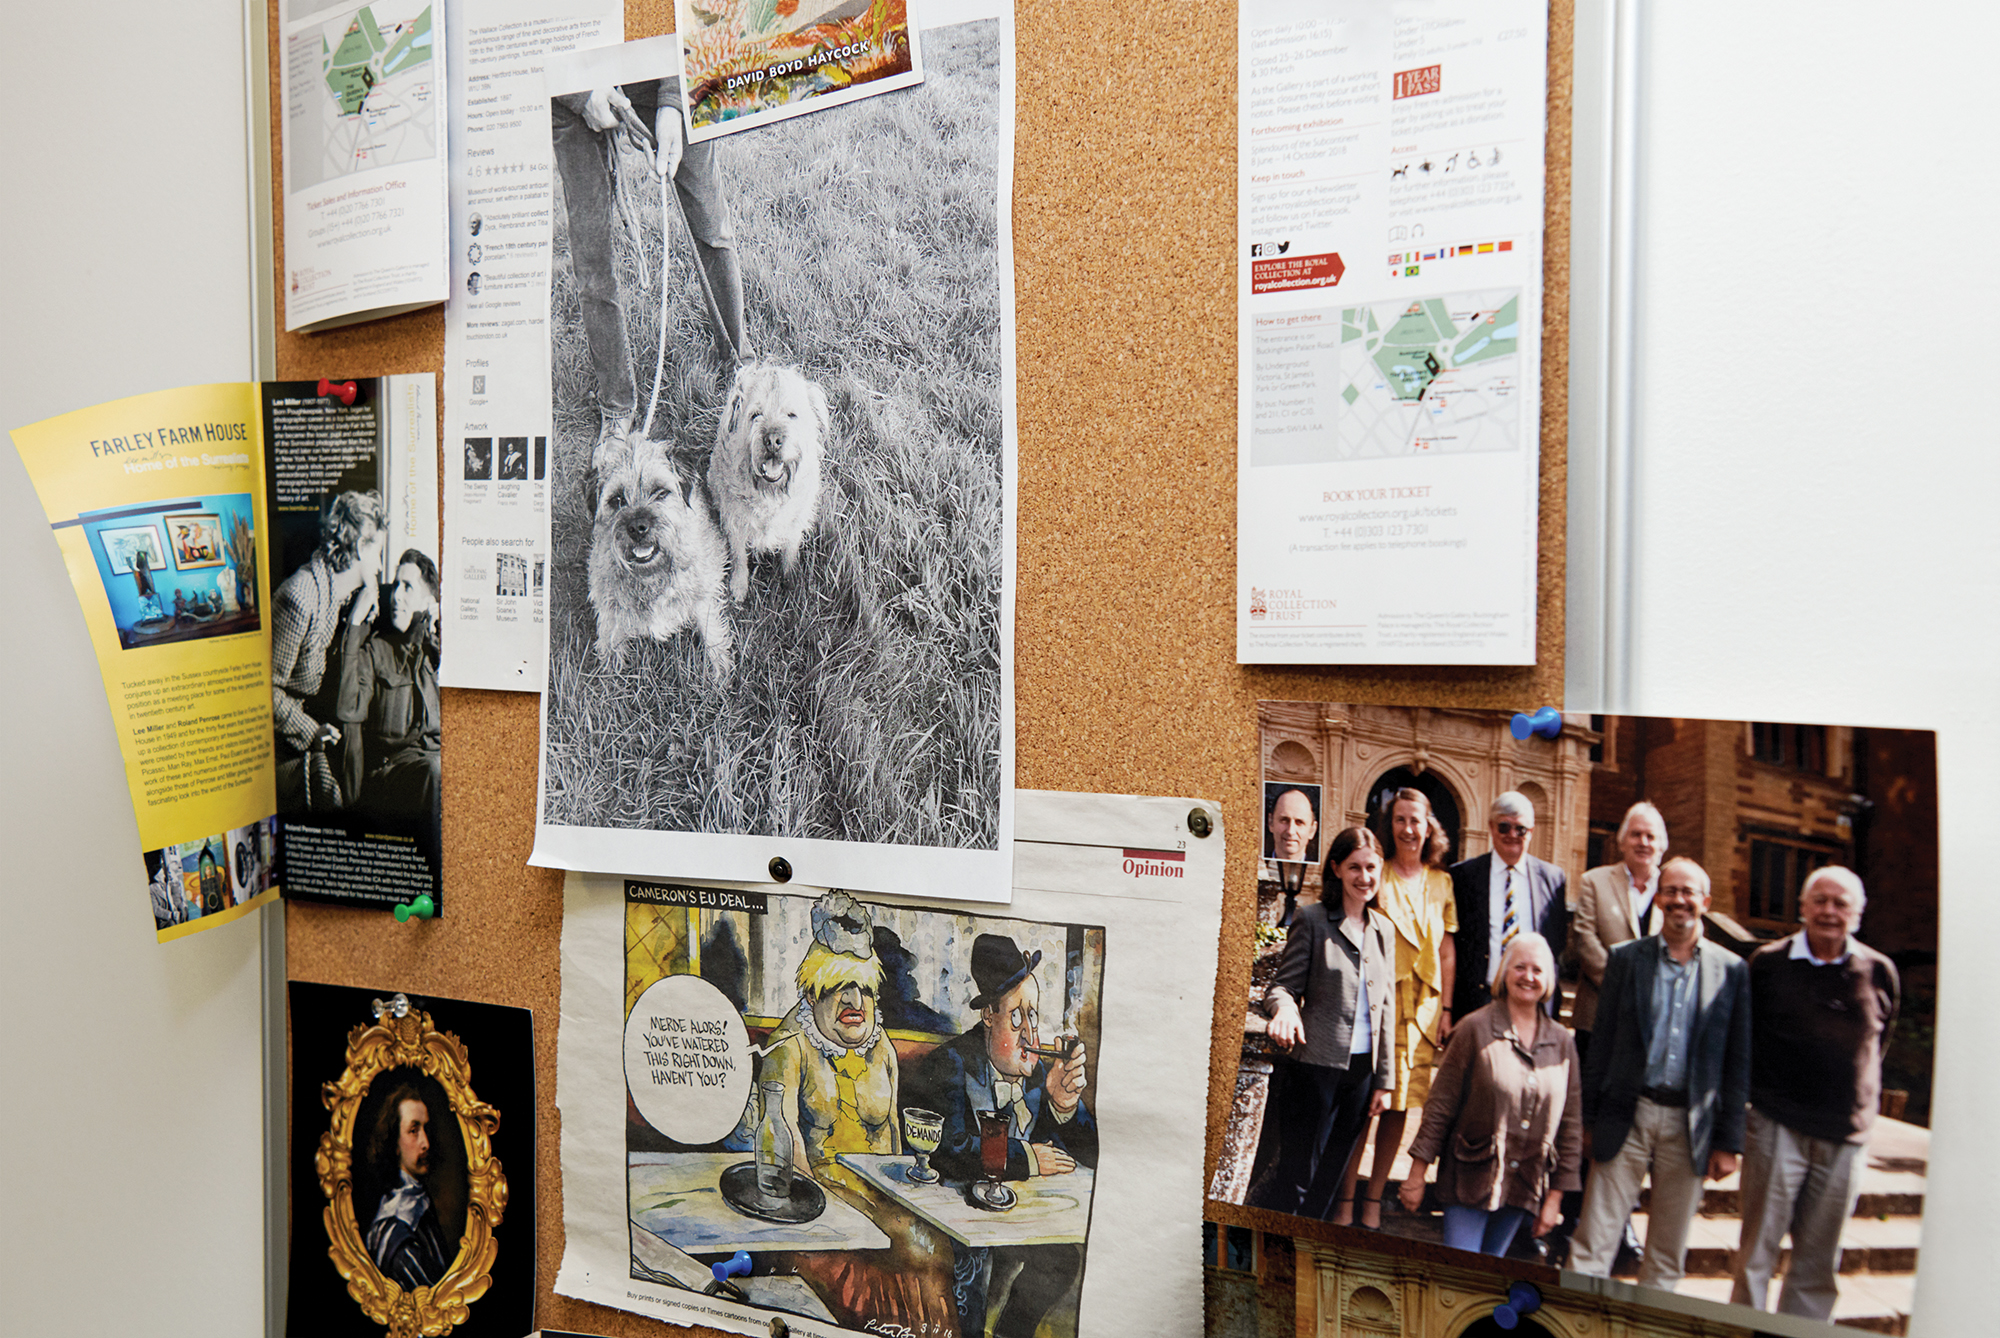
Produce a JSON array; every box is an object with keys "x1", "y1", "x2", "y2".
[{"x1": 1398, "y1": 931, "x2": 1583, "y2": 1256}]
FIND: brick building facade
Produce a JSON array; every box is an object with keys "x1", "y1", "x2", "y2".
[{"x1": 1583, "y1": 716, "x2": 1938, "y2": 1121}]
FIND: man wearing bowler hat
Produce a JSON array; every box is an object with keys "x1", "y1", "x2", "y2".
[{"x1": 905, "y1": 933, "x2": 1097, "y2": 1338}]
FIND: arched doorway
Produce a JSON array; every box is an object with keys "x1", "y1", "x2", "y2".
[
  {"x1": 1365, "y1": 766, "x2": 1466, "y2": 864},
  {"x1": 1455, "y1": 1317, "x2": 1554, "y2": 1338}
]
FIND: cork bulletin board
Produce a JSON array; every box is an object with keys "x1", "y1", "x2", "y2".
[{"x1": 270, "y1": 2, "x2": 1576, "y2": 1332}]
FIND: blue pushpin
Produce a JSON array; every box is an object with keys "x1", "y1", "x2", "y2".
[
  {"x1": 1493, "y1": 1280, "x2": 1542, "y2": 1327},
  {"x1": 393, "y1": 895, "x2": 435, "y2": 923},
  {"x1": 713, "y1": 1250, "x2": 752, "y2": 1284},
  {"x1": 1510, "y1": 707, "x2": 1563, "y2": 741},
  {"x1": 1508, "y1": 1281, "x2": 1543, "y2": 1313}
]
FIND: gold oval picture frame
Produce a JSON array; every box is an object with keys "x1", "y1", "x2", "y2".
[{"x1": 315, "y1": 1001, "x2": 508, "y2": 1338}]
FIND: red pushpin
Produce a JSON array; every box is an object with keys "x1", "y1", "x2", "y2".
[{"x1": 317, "y1": 378, "x2": 358, "y2": 405}]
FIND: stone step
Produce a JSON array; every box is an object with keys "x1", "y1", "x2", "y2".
[
  {"x1": 1354, "y1": 1115, "x2": 1930, "y2": 1220},
  {"x1": 1342, "y1": 1112, "x2": 1927, "y2": 1337},
  {"x1": 1675, "y1": 1271, "x2": 1914, "y2": 1336},
  {"x1": 1630, "y1": 1209, "x2": 1922, "y2": 1277}
]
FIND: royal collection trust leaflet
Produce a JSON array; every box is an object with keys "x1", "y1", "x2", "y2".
[
  {"x1": 1236, "y1": 0, "x2": 1548, "y2": 666},
  {"x1": 281, "y1": 0, "x2": 450, "y2": 330}
]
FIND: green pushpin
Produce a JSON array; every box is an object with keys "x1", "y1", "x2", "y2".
[{"x1": 394, "y1": 895, "x2": 435, "y2": 923}]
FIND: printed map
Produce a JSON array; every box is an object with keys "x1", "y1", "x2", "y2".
[
  {"x1": 287, "y1": 4, "x2": 436, "y2": 193},
  {"x1": 1335, "y1": 290, "x2": 1522, "y2": 459}
]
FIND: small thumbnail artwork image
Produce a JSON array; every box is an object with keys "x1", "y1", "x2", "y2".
[
  {"x1": 463, "y1": 437, "x2": 493, "y2": 480},
  {"x1": 286, "y1": 982, "x2": 535, "y2": 1338},
  {"x1": 496, "y1": 551, "x2": 527, "y2": 597},
  {"x1": 498, "y1": 436, "x2": 529, "y2": 480},
  {"x1": 677, "y1": 0, "x2": 921, "y2": 136},
  {"x1": 84, "y1": 493, "x2": 260, "y2": 649},
  {"x1": 144, "y1": 817, "x2": 278, "y2": 931},
  {"x1": 164, "y1": 511, "x2": 227, "y2": 569},
  {"x1": 1212, "y1": 703, "x2": 1936, "y2": 1336}
]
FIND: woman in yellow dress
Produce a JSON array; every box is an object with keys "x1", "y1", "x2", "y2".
[{"x1": 1333, "y1": 787, "x2": 1457, "y2": 1228}]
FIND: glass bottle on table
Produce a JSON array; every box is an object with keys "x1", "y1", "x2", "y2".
[{"x1": 755, "y1": 1080, "x2": 794, "y2": 1203}]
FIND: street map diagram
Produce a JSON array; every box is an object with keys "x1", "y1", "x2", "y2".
[
  {"x1": 1336, "y1": 290, "x2": 1522, "y2": 459},
  {"x1": 287, "y1": 4, "x2": 436, "y2": 194}
]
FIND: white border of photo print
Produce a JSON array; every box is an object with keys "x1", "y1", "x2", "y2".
[
  {"x1": 531, "y1": 2, "x2": 1017, "y2": 902},
  {"x1": 554, "y1": 788, "x2": 1223, "y2": 1338}
]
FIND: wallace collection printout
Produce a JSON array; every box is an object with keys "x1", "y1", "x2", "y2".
[
  {"x1": 440, "y1": 0, "x2": 622, "y2": 690},
  {"x1": 1237, "y1": 1, "x2": 1548, "y2": 666}
]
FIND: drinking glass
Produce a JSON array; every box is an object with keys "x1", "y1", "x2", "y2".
[
  {"x1": 903, "y1": 1107, "x2": 944, "y2": 1184},
  {"x1": 972, "y1": 1109, "x2": 1016, "y2": 1209}
]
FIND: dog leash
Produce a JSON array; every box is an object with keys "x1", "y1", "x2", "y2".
[
  {"x1": 609, "y1": 99, "x2": 743, "y2": 437},
  {"x1": 644, "y1": 162, "x2": 743, "y2": 437},
  {"x1": 604, "y1": 125, "x2": 651, "y2": 292},
  {"x1": 642, "y1": 166, "x2": 673, "y2": 439}
]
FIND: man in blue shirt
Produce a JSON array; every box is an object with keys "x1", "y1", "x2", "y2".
[{"x1": 1569, "y1": 857, "x2": 1751, "y2": 1291}]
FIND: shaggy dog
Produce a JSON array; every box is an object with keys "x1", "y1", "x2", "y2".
[
  {"x1": 587, "y1": 446, "x2": 733, "y2": 679},
  {"x1": 707, "y1": 362, "x2": 827, "y2": 603}
]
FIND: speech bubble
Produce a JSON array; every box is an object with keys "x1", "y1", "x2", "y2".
[{"x1": 624, "y1": 975, "x2": 754, "y2": 1145}]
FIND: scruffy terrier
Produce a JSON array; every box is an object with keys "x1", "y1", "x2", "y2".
[
  {"x1": 707, "y1": 362, "x2": 828, "y2": 604},
  {"x1": 587, "y1": 444, "x2": 733, "y2": 679}
]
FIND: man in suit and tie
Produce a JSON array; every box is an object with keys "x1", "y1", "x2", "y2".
[
  {"x1": 1569, "y1": 857, "x2": 1752, "y2": 1291},
  {"x1": 905, "y1": 934, "x2": 1095, "y2": 1338},
  {"x1": 1447, "y1": 791, "x2": 1569, "y2": 1031},
  {"x1": 1570, "y1": 801, "x2": 1669, "y2": 1059}
]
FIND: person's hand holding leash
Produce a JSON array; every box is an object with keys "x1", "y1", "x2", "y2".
[
  {"x1": 581, "y1": 87, "x2": 631, "y2": 132},
  {"x1": 653, "y1": 103, "x2": 685, "y2": 178}
]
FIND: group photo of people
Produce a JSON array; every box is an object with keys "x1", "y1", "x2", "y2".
[{"x1": 1211, "y1": 703, "x2": 1937, "y2": 1333}]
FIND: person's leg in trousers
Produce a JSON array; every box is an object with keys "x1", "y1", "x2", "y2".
[
  {"x1": 1730, "y1": 1106, "x2": 1794, "y2": 1310},
  {"x1": 1635, "y1": 1100, "x2": 1704, "y2": 1292},
  {"x1": 1776, "y1": 1130, "x2": 1865, "y2": 1320},
  {"x1": 552, "y1": 100, "x2": 636, "y2": 420},
  {"x1": 673, "y1": 138, "x2": 746, "y2": 359},
  {"x1": 1482, "y1": 1205, "x2": 1534, "y2": 1256},
  {"x1": 1569, "y1": 1117, "x2": 1653, "y2": 1276}
]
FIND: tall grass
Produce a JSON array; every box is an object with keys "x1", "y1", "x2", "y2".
[{"x1": 543, "y1": 21, "x2": 1002, "y2": 850}]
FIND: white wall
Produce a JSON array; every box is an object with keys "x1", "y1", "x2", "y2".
[
  {"x1": 0, "y1": 2, "x2": 264, "y2": 1335},
  {"x1": 1625, "y1": 3, "x2": 1999, "y2": 1334}
]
